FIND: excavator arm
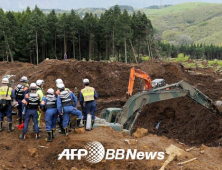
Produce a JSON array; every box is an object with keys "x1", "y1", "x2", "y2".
[
  {"x1": 95, "y1": 80, "x2": 221, "y2": 134},
  {"x1": 118, "y1": 80, "x2": 220, "y2": 133},
  {"x1": 128, "y1": 67, "x2": 151, "y2": 96}
]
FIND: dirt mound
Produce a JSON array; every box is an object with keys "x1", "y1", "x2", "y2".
[
  {"x1": 1, "y1": 59, "x2": 222, "y2": 169},
  {"x1": 139, "y1": 60, "x2": 188, "y2": 83},
  {"x1": 0, "y1": 127, "x2": 222, "y2": 170},
  {"x1": 11, "y1": 59, "x2": 132, "y2": 99},
  {"x1": 134, "y1": 97, "x2": 222, "y2": 146}
]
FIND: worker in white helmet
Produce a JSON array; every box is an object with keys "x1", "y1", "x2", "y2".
[
  {"x1": 36, "y1": 79, "x2": 44, "y2": 128},
  {"x1": 55, "y1": 79, "x2": 73, "y2": 133},
  {"x1": 19, "y1": 83, "x2": 41, "y2": 140},
  {"x1": 41, "y1": 88, "x2": 57, "y2": 142},
  {"x1": 80, "y1": 78, "x2": 98, "y2": 129},
  {"x1": 0, "y1": 77, "x2": 15, "y2": 132},
  {"x1": 57, "y1": 83, "x2": 82, "y2": 136},
  {"x1": 13, "y1": 76, "x2": 29, "y2": 125}
]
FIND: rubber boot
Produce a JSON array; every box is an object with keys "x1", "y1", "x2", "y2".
[
  {"x1": 45, "y1": 131, "x2": 52, "y2": 142},
  {"x1": 68, "y1": 121, "x2": 73, "y2": 132},
  {"x1": 91, "y1": 120, "x2": 94, "y2": 130},
  {"x1": 59, "y1": 127, "x2": 65, "y2": 134},
  {"x1": 52, "y1": 128, "x2": 55, "y2": 139},
  {"x1": 8, "y1": 122, "x2": 14, "y2": 132},
  {"x1": 76, "y1": 119, "x2": 83, "y2": 128},
  {"x1": 35, "y1": 133, "x2": 41, "y2": 140},
  {"x1": 64, "y1": 128, "x2": 69, "y2": 136},
  {"x1": 19, "y1": 118, "x2": 22, "y2": 125},
  {"x1": 83, "y1": 120, "x2": 86, "y2": 128},
  {"x1": 19, "y1": 133, "x2": 26, "y2": 140},
  {"x1": 0, "y1": 121, "x2": 3, "y2": 132}
]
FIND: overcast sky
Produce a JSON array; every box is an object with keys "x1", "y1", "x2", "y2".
[{"x1": 1, "y1": 0, "x2": 222, "y2": 11}]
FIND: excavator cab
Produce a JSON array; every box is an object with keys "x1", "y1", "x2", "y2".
[
  {"x1": 151, "y1": 79, "x2": 166, "y2": 88},
  {"x1": 100, "y1": 108, "x2": 122, "y2": 123}
]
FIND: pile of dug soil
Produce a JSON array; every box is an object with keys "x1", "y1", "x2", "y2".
[{"x1": 134, "y1": 61, "x2": 222, "y2": 146}]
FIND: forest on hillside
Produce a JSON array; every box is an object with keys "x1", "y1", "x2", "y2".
[
  {"x1": 1, "y1": 5, "x2": 222, "y2": 64},
  {"x1": 0, "y1": 5, "x2": 155, "y2": 64}
]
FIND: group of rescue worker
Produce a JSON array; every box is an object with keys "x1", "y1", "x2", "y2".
[{"x1": 0, "y1": 76, "x2": 98, "y2": 142}]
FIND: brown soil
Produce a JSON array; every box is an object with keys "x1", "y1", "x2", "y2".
[{"x1": 0, "y1": 59, "x2": 222, "y2": 169}]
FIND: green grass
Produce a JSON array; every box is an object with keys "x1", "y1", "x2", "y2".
[
  {"x1": 184, "y1": 63, "x2": 196, "y2": 68},
  {"x1": 140, "y1": 2, "x2": 214, "y2": 17},
  {"x1": 147, "y1": 3, "x2": 222, "y2": 45},
  {"x1": 208, "y1": 60, "x2": 217, "y2": 66},
  {"x1": 175, "y1": 53, "x2": 189, "y2": 62},
  {"x1": 142, "y1": 56, "x2": 150, "y2": 61}
]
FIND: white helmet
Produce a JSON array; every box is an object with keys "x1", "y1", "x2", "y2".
[
  {"x1": 30, "y1": 83, "x2": 37, "y2": 90},
  {"x1": 20, "y1": 76, "x2": 28, "y2": 83},
  {"x1": 55, "y1": 78, "x2": 63, "y2": 85},
  {"x1": 2, "y1": 77, "x2": 9, "y2": 84},
  {"x1": 83, "y1": 78, "x2": 89, "y2": 84},
  {"x1": 57, "y1": 83, "x2": 65, "y2": 90},
  {"x1": 36, "y1": 79, "x2": 44, "y2": 86},
  {"x1": 47, "y1": 88, "x2": 54, "y2": 95}
]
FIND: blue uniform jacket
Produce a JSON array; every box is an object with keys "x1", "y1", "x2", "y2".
[
  {"x1": 40, "y1": 96, "x2": 57, "y2": 108},
  {"x1": 57, "y1": 92, "x2": 78, "y2": 114}
]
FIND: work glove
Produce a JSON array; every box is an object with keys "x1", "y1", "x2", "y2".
[{"x1": 12, "y1": 100, "x2": 19, "y2": 107}]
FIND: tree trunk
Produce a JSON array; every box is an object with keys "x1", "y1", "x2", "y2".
[
  {"x1": 6, "y1": 50, "x2": 9, "y2": 62},
  {"x1": 36, "y1": 31, "x2": 39, "y2": 65},
  {"x1": 147, "y1": 39, "x2": 151, "y2": 58},
  {"x1": 79, "y1": 34, "x2": 81, "y2": 60},
  {"x1": 129, "y1": 39, "x2": 138, "y2": 63},
  {"x1": 89, "y1": 34, "x2": 92, "y2": 60},
  {"x1": 73, "y1": 36, "x2": 75, "y2": 59},
  {"x1": 117, "y1": 48, "x2": 119, "y2": 62},
  {"x1": 3, "y1": 32, "x2": 14, "y2": 62},
  {"x1": 64, "y1": 30, "x2": 66, "y2": 54},
  {"x1": 41, "y1": 42, "x2": 44, "y2": 60},
  {"x1": 30, "y1": 52, "x2": 32, "y2": 63},
  {"x1": 124, "y1": 37, "x2": 127, "y2": 63},
  {"x1": 106, "y1": 39, "x2": 108, "y2": 60},
  {"x1": 112, "y1": 29, "x2": 115, "y2": 57},
  {"x1": 55, "y1": 32, "x2": 57, "y2": 59},
  {"x1": 8, "y1": 46, "x2": 14, "y2": 62}
]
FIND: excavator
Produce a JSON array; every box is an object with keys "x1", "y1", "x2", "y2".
[
  {"x1": 94, "y1": 68, "x2": 222, "y2": 134},
  {"x1": 127, "y1": 67, "x2": 166, "y2": 96},
  {"x1": 127, "y1": 67, "x2": 152, "y2": 96}
]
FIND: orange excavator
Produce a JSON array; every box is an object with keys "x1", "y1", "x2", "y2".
[{"x1": 127, "y1": 67, "x2": 152, "y2": 96}]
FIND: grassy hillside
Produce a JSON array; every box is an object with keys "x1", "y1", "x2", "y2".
[
  {"x1": 41, "y1": 2, "x2": 222, "y2": 45},
  {"x1": 143, "y1": 2, "x2": 222, "y2": 45},
  {"x1": 140, "y1": 2, "x2": 216, "y2": 17}
]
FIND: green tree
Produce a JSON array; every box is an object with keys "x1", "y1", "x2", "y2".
[{"x1": 46, "y1": 10, "x2": 58, "y2": 59}]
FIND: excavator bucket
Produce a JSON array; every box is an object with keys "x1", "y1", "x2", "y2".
[{"x1": 128, "y1": 67, "x2": 136, "y2": 96}]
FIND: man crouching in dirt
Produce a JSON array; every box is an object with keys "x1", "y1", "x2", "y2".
[
  {"x1": 41, "y1": 88, "x2": 57, "y2": 142},
  {"x1": 80, "y1": 78, "x2": 98, "y2": 129},
  {"x1": 19, "y1": 83, "x2": 41, "y2": 140},
  {"x1": 57, "y1": 83, "x2": 82, "y2": 136}
]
